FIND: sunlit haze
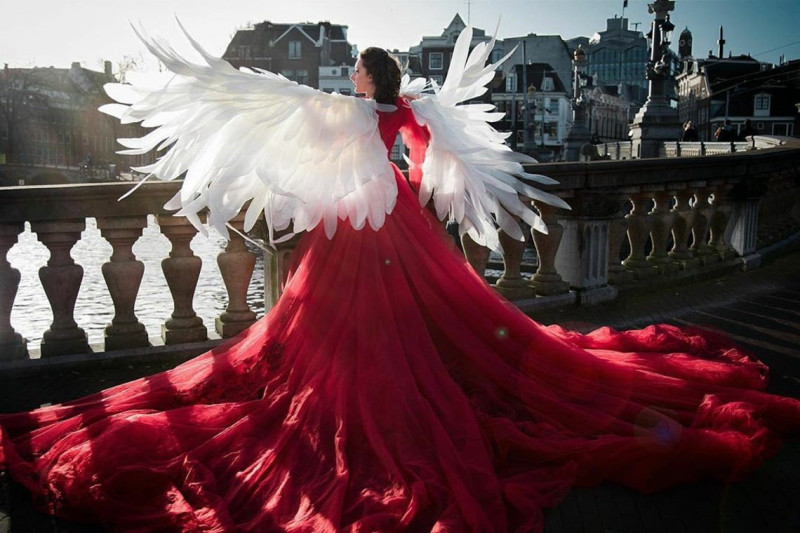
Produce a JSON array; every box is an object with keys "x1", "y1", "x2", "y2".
[{"x1": 4, "y1": 0, "x2": 798, "y2": 74}]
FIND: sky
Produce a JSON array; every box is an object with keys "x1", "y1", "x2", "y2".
[{"x1": 3, "y1": 0, "x2": 798, "y2": 74}]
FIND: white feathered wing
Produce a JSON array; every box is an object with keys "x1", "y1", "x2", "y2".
[
  {"x1": 406, "y1": 26, "x2": 571, "y2": 250},
  {"x1": 100, "y1": 22, "x2": 396, "y2": 242}
]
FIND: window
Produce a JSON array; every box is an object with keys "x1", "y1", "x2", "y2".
[
  {"x1": 430, "y1": 75, "x2": 444, "y2": 86},
  {"x1": 429, "y1": 52, "x2": 443, "y2": 70},
  {"x1": 754, "y1": 93, "x2": 770, "y2": 116},
  {"x1": 339, "y1": 89, "x2": 351, "y2": 95},
  {"x1": 505, "y1": 73, "x2": 516, "y2": 92},
  {"x1": 773, "y1": 123, "x2": 793, "y2": 136},
  {"x1": 289, "y1": 41, "x2": 302, "y2": 59},
  {"x1": 295, "y1": 70, "x2": 309, "y2": 85},
  {"x1": 238, "y1": 46, "x2": 251, "y2": 59},
  {"x1": 340, "y1": 67, "x2": 349, "y2": 77},
  {"x1": 541, "y1": 77, "x2": 554, "y2": 92},
  {"x1": 491, "y1": 48, "x2": 504, "y2": 64}
]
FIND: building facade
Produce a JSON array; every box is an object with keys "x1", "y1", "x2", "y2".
[
  {"x1": 676, "y1": 57, "x2": 799, "y2": 140},
  {"x1": 568, "y1": 17, "x2": 648, "y2": 107},
  {"x1": 407, "y1": 14, "x2": 494, "y2": 87},
  {"x1": 0, "y1": 62, "x2": 151, "y2": 175},
  {"x1": 222, "y1": 21, "x2": 355, "y2": 88}
]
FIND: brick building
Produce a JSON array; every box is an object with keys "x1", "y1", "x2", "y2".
[{"x1": 222, "y1": 21, "x2": 356, "y2": 89}]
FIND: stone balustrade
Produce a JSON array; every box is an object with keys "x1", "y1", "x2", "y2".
[{"x1": 0, "y1": 140, "x2": 798, "y2": 363}]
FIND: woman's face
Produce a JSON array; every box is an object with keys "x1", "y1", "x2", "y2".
[{"x1": 351, "y1": 57, "x2": 374, "y2": 98}]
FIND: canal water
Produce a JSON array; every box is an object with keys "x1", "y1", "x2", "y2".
[{"x1": 8, "y1": 217, "x2": 267, "y2": 351}]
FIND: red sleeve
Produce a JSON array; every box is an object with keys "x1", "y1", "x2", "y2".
[{"x1": 398, "y1": 99, "x2": 430, "y2": 193}]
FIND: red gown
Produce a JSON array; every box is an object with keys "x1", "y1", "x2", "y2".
[{"x1": 1, "y1": 99, "x2": 799, "y2": 532}]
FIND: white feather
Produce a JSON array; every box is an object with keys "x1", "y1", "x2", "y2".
[
  {"x1": 102, "y1": 21, "x2": 396, "y2": 241},
  {"x1": 409, "y1": 25, "x2": 571, "y2": 249}
]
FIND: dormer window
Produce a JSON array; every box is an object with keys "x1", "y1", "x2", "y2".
[{"x1": 754, "y1": 93, "x2": 770, "y2": 117}]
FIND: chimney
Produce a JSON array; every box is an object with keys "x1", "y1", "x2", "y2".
[
  {"x1": 104, "y1": 60, "x2": 113, "y2": 77},
  {"x1": 71, "y1": 61, "x2": 81, "y2": 70}
]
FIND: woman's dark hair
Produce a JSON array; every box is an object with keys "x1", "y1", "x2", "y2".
[{"x1": 359, "y1": 47, "x2": 402, "y2": 105}]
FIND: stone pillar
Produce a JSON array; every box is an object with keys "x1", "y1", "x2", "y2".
[
  {"x1": 461, "y1": 234, "x2": 491, "y2": 278},
  {"x1": 157, "y1": 216, "x2": 207, "y2": 345},
  {"x1": 555, "y1": 192, "x2": 619, "y2": 304},
  {"x1": 494, "y1": 226, "x2": 535, "y2": 300},
  {"x1": 264, "y1": 234, "x2": 300, "y2": 311},
  {"x1": 32, "y1": 220, "x2": 90, "y2": 357},
  {"x1": 97, "y1": 216, "x2": 150, "y2": 351},
  {"x1": 0, "y1": 223, "x2": 27, "y2": 360},
  {"x1": 690, "y1": 184, "x2": 716, "y2": 265},
  {"x1": 646, "y1": 188, "x2": 678, "y2": 275},
  {"x1": 727, "y1": 176, "x2": 767, "y2": 270},
  {"x1": 709, "y1": 180, "x2": 736, "y2": 260},
  {"x1": 669, "y1": 185, "x2": 700, "y2": 270},
  {"x1": 607, "y1": 194, "x2": 634, "y2": 284},
  {"x1": 216, "y1": 214, "x2": 257, "y2": 338},
  {"x1": 622, "y1": 191, "x2": 656, "y2": 279},
  {"x1": 530, "y1": 203, "x2": 569, "y2": 296}
]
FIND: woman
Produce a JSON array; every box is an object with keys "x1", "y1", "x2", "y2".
[{"x1": 2, "y1": 34, "x2": 799, "y2": 533}]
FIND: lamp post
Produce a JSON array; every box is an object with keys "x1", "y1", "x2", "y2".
[
  {"x1": 563, "y1": 45, "x2": 591, "y2": 161},
  {"x1": 629, "y1": 0, "x2": 681, "y2": 158}
]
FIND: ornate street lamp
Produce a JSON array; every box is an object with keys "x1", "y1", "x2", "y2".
[
  {"x1": 629, "y1": 0, "x2": 682, "y2": 158},
  {"x1": 563, "y1": 45, "x2": 591, "y2": 161}
]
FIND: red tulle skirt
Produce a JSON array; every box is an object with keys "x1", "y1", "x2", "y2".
[{"x1": 2, "y1": 172, "x2": 799, "y2": 532}]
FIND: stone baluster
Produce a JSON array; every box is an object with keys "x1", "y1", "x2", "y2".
[
  {"x1": 495, "y1": 225, "x2": 535, "y2": 300},
  {"x1": 31, "y1": 220, "x2": 90, "y2": 357},
  {"x1": 646, "y1": 188, "x2": 677, "y2": 275},
  {"x1": 708, "y1": 180, "x2": 736, "y2": 260},
  {"x1": 690, "y1": 183, "x2": 715, "y2": 264},
  {"x1": 263, "y1": 235, "x2": 300, "y2": 311},
  {"x1": 669, "y1": 185, "x2": 700, "y2": 270},
  {"x1": 157, "y1": 216, "x2": 207, "y2": 345},
  {"x1": 607, "y1": 193, "x2": 634, "y2": 285},
  {"x1": 97, "y1": 216, "x2": 150, "y2": 351},
  {"x1": 530, "y1": 203, "x2": 569, "y2": 296},
  {"x1": 461, "y1": 234, "x2": 491, "y2": 278},
  {"x1": 622, "y1": 191, "x2": 656, "y2": 279},
  {"x1": 216, "y1": 213, "x2": 257, "y2": 338},
  {"x1": 0, "y1": 223, "x2": 28, "y2": 360}
]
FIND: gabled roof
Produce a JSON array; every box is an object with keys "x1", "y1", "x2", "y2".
[{"x1": 272, "y1": 25, "x2": 321, "y2": 46}]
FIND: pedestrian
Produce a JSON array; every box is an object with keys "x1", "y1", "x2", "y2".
[
  {"x1": 681, "y1": 120, "x2": 699, "y2": 142},
  {"x1": 739, "y1": 119, "x2": 757, "y2": 140},
  {"x1": 715, "y1": 118, "x2": 735, "y2": 142}
]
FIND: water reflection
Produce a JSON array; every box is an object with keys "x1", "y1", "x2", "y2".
[{"x1": 7, "y1": 217, "x2": 266, "y2": 350}]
